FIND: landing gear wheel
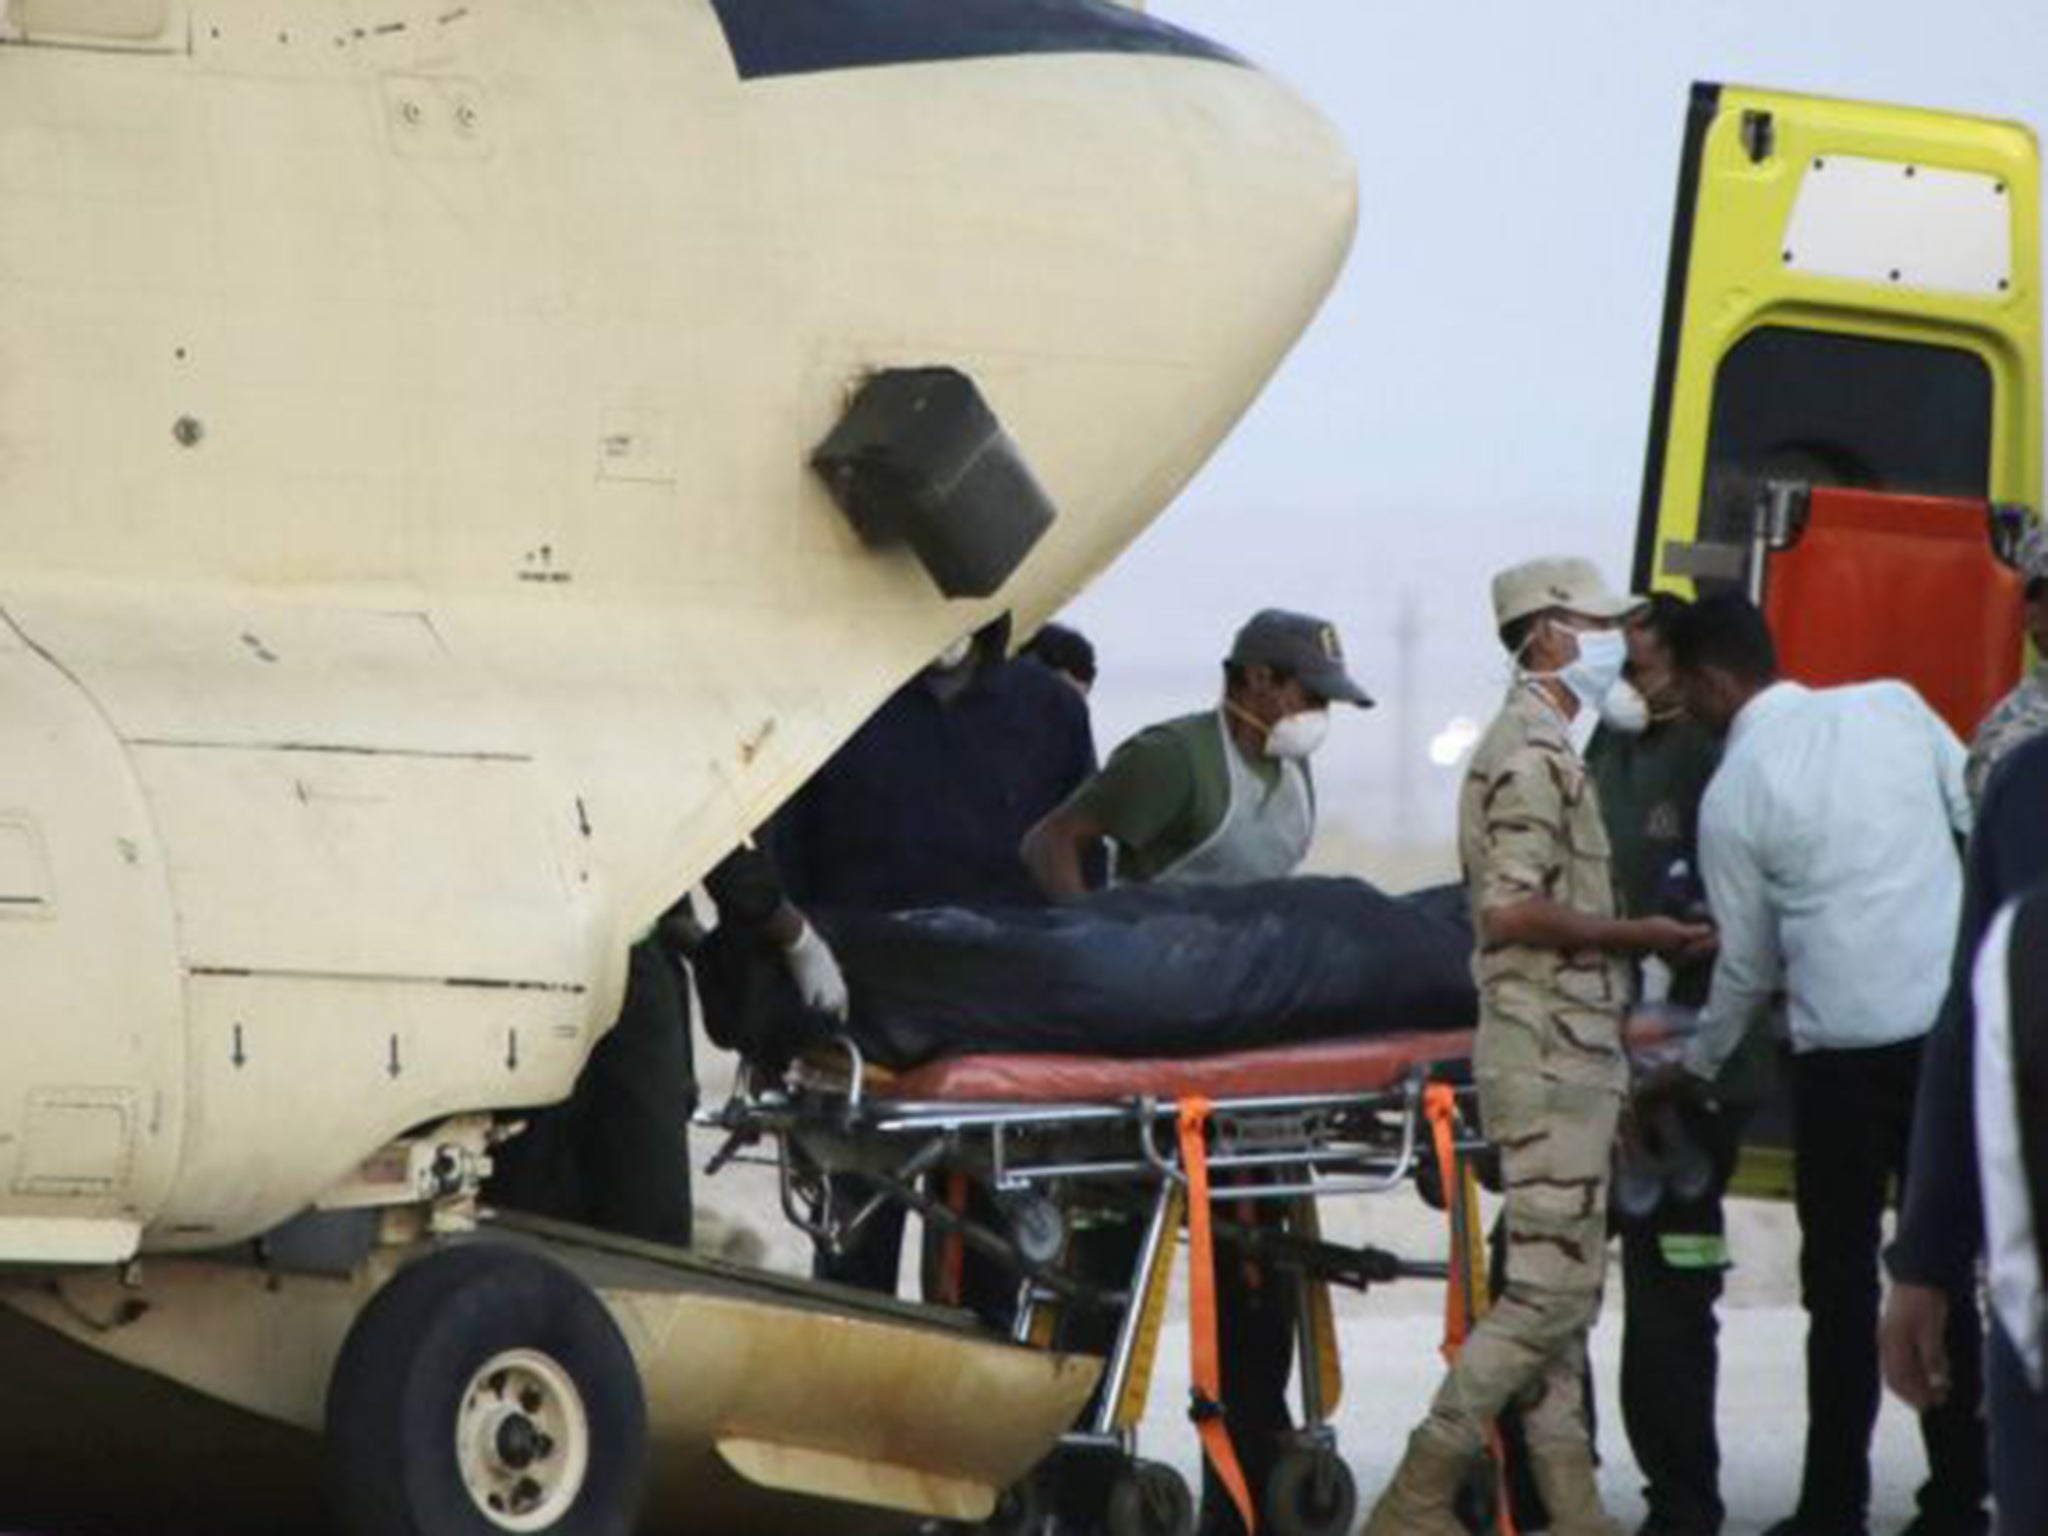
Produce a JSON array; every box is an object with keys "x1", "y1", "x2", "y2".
[
  {"x1": 326, "y1": 1244, "x2": 647, "y2": 1536},
  {"x1": 1103, "y1": 1459, "x2": 1194, "y2": 1536},
  {"x1": 1262, "y1": 1443, "x2": 1357, "y2": 1536},
  {"x1": 976, "y1": 1467, "x2": 1049, "y2": 1536}
]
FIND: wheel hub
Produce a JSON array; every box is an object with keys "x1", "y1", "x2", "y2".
[
  {"x1": 495, "y1": 1415, "x2": 545, "y2": 1471},
  {"x1": 455, "y1": 1349, "x2": 592, "y2": 1532}
]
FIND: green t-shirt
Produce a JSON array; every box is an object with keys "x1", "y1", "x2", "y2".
[{"x1": 1066, "y1": 710, "x2": 1291, "y2": 884}]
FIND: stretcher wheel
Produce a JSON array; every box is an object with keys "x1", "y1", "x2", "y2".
[
  {"x1": 1103, "y1": 1459, "x2": 1193, "y2": 1536},
  {"x1": 1262, "y1": 1443, "x2": 1356, "y2": 1536}
]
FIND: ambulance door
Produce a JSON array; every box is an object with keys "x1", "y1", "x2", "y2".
[
  {"x1": 1632, "y1": 85, "x2": 2042, "y2": 1193},
  {"x1": 1635, "y1": 83, "x2": 2040, "y2": 724}
]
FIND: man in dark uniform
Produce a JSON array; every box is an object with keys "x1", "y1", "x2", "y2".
[
  {"x1": 1970, "y1": 878, "x2": 2048, "y2": 1536},
  {"x1": 488, "y1": 849, "x2": 841, "y2": 1248},
  {"x1": 1588, "y1": 594, "x2": 1771, "y2": 1536},
  {"x1": 1024, "y1": 621, "x2": 1099, "y2": 697},
  {"x1": 774, "y1": 624, "x2": 1095, "y2": 916},
  {"x1": 486, "y1": 909, "x2": 699, "y2": 1247},
  {"x1": 771, "y1": 621, "x2": 1097, "y2": 1304},
  {"x1": 1883, "y1": 730, "x2": 2048, "y2": 1536}
]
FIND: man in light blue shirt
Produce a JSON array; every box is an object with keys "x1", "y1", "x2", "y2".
[{"x1": 1658, "y1": 594, "x2": 1984, "y2": 1536}]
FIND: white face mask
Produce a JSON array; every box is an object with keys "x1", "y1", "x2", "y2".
[
  {"x1": 1557, "y1": 625, "x2": 1628, "y2": 713},
  {"x1": 1599, "y1": 678, "x2": 1652, "y2": 736},
  {"x1": 1264, "y1": 708, "x2": 1330, "y2": 760}
]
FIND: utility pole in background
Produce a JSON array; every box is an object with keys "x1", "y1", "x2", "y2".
[{"x1": 1391, "y1": 589, "x2": 1419, "y2": 850}]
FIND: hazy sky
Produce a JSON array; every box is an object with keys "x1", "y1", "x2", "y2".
[{"x1": 1062, "y1": 0, "x2": 2048, "y2": 851}]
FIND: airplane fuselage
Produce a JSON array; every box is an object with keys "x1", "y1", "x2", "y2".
[{"x1": 0, "y1": 0, "x2": 1354, "y2": 1257}]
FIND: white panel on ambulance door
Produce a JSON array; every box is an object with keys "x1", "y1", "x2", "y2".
[{"x1": 1782, "y1": 154, "x2": 2012, "y2": 296}]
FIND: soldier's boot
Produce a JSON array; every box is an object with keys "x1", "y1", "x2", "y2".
[
  {"x1": 1527, "y1": 1442, "x2": 1624, "y2": 1536},
  {"x1": 1361, "y1": 1424, "x2": 1472, "y2": 1536}
]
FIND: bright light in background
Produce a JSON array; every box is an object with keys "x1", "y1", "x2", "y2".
[{"x1": 1429, "y1": 716, "x2": 1480, "y2": 769}]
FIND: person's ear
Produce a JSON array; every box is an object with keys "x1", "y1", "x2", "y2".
[{"x1": 1694, "y1": 666, "x2": 1736, "y2": 723}]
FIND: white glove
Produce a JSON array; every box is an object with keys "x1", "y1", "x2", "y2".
[{"x1": 782, "y1": 919, "x2": 850, "y2": 1021}]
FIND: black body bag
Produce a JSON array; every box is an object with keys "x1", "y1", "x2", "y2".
[{"x1": 694, "y1": 877, "x2": 1477, "y2": 1072}]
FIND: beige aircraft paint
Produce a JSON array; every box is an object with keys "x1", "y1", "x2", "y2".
[
  {"x1": 5, "y1": 1227, "x2": 1103, "y2": 1527},
  {"x1": 0, "y1": 0, "x2": 1354, "y2": 1527},
  {"x1": 0, "y1": 0, "x2": 1353, "y2": 1258}
]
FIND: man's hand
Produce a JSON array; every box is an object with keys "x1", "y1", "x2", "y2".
[
  {"x1": 1880, "y1": 1282, "x2": 1953, "y2": 1409},
  {"x1": 782, "y1": 919, "x2": 850, "y2": 1021},
  {"x1": 1630, "y1": 1057, "x2": 1700, "y2": 1113},
  {"x1": 1020, "y1": 805, "x2": 1104, "y2": 903},
  {"x1": 1676, "y1": 926, "x2": 1720, "y2": 964},
  {"x1": 1628, "y1": 915, "x2": 1718, "y2": 956},
  {"x1": 1485, "y1": 899, "x2": 1712, "y2": 957}
]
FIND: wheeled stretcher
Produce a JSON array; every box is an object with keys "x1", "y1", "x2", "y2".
[{"x1": 701, "y1": 1026, "x2": 1505, "y2": 1536}]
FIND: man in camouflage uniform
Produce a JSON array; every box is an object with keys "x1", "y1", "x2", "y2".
[
  {"x1": 1965, "y1": 520, "x2": 2048, "y2": 806},
  {"x1": 1365, "y1": 558, "x2": 1713, "y2": 1536}
]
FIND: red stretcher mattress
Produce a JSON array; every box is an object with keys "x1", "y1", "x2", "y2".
[
  {"x1": 876, "y1": 1031, "x2": 1475, "y2": 1103},
  {"x1": 869, "y1": 1016, "x2": 1683, "y2": 1105}
]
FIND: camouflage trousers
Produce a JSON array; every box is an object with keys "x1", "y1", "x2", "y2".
[{"x1": 1423, "y1": 1073, "x2": 1622, "y2": 1456}]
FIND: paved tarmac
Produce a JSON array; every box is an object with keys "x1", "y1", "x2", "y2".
[
  {"x1": 1133, "y1": 1304, "x2": 1930, "y2": 1536},
  {"x1": 1116, "y1": 1193, "x2": 1934, "y2": 1535}
]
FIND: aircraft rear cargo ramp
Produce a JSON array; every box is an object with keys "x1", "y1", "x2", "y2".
[{"x1": 0, "y1": 1220, "x2": 1098, "y2": 1535}]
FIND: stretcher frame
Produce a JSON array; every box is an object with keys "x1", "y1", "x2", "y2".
[{"x1": 700, "y1": 1032, "x2": 1490, "y2": 1532}]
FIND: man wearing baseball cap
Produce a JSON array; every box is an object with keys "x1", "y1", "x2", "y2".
[
  {"x1": 1022, "y1": 607, "x2": 1370, "y2": 898},
  {"x1": 1365, "y1": 558, "x2": 1712, "y2": 1536},
  {"x1": 1965, "y1": 520, "x2": 2048, "y2": 805},
  {"x1": 1021, "y1": 606, "x2": 1369, "y2": 1535}
]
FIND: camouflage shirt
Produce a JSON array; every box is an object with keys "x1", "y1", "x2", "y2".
[
  {"x1": 1459, "y1": 684, "x2": 1634, "y2": 1094},
  {"x1": 1967, "y1": 663, "x2": 2048, "y2": 808}
]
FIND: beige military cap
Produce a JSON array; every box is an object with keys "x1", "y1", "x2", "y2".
[{"x1": 1491, "y1": 556, "x2": 1645, "y2": 629}]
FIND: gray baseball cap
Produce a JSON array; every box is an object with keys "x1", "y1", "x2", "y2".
[{"x1": 1228, "y1": 609, "x2": 1373, "y2": 707}]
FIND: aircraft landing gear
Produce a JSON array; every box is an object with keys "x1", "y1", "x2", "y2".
[
  {"x1": 972, "y1": 1463, "x2": 1050, "y2": 1536},
  {"x1": 325, "y1": 1244, "x2": 647, "y2": 1536}
]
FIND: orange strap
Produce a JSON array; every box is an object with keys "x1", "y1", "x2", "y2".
[
  {"x1": 936, "y1": 1172, "x2": 968, "y2": 1308},
  {"x1": 1424, "y1": 1082, "x2": 1518, "y2": 1536},
  {"x1": 1178, "y1": 1097, "x2": 1256, "y2": 1535},
  {"x1": 1423, "y1": 1083, "x2": 1469, "y2": 1358}
]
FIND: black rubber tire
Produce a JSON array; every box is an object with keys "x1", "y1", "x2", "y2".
[
  {"x1": 1103, "y1": 1459, "x2": 1194, "y2": 1536},
  {"x1": 977, "y1": 1466, "x2": 1049, "y2": 1536},
  {"x1": 1262, "y1": 1444, "x2": 1357, "y2": 1536},
  {"x1": 325, "y1": 1243, "x2": 648, "y2": 1536}
]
